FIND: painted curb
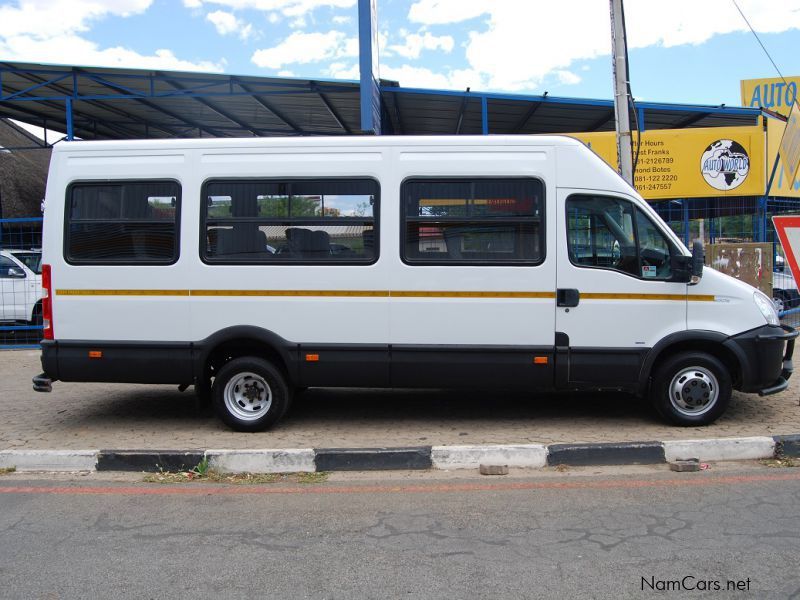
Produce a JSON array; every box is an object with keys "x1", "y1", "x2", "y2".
[
  {"x1": 775, "y1": 434, "x2": 800, "y2": 458},
  {"x1": 96, "y1": 450, "x2": 205, "y2": 472},
  {"x1": 0, "y1": 449, "x2": 97, "y2": 472},
  {"x1": 314, "y1": 447, "x2": 432, "y2": 471},
  {"x1": 431, "y1": 444, "x2": 548, "y2": 470},
  {"x1": 1, "y1": 434, "x2": 797, "y2": 473},
  {"x1": 206, "y1": 449, "x2": 315, "y2": 473},
  {"x1": 663, "y1": 437, "x2": 776, "y2": 462},
  {"x1": 547, "y1": 442, "x2": 665, "y2": 466}
]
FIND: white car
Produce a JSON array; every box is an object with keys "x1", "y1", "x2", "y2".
[{"x1": 0, "y1": 249, "x2": 43, "y2": 325}]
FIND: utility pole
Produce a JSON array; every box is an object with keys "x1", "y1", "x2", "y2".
[{"x1": 610, "y1": 0, "x2": 633, "y2": 185}]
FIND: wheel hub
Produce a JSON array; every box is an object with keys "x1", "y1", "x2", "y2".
[
  {"x1": 223, "y1": 372, "x2": 273, "y2": 421},
  {"x1": 669, "y1": 367, "x2": 719, "y2": 416}
]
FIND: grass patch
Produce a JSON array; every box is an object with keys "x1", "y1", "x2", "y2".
[
  {"x1": 143, "y1": 469, "x2": 328, "y2": 485},
  {"x1": 297, "y1": 471, "x2": 328, "y2": 484},
  {"x1": 0, "y1": 466, "x2": 16, "y2": 475},
  {"x1": 761, "y1": 457, "x2": 800, "y2": 468}
]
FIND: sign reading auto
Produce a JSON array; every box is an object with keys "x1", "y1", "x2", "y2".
[{"x1": 568, "y1": 126, "x2": 764, "y2": 200}]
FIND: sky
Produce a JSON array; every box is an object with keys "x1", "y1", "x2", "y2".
[{"x1": 1, "y1": 0, "x2": 800, "y2": 110}]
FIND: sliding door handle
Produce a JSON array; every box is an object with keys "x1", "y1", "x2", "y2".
[{"x1": 557, "y1": 288, "x2": 580, "y2": 307}]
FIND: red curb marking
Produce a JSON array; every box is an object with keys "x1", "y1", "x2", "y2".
[{"x1": 1, "y1": 473, "x2": 798, "y2": 496}]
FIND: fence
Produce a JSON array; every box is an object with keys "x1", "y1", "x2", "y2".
[{"x1": 0, "y1": 217, "x2": 44, "y2": 349}]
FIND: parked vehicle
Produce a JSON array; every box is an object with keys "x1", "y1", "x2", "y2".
[
  {"x1": 0, "y1": 249, "x2": 43, "y2": 325},
  {"x1": 32, "y1": 136, "x2": 796, "y2": 430}
]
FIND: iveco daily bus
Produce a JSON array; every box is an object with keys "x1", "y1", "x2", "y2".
[{"x1": 32, "y1": 135, "x2": 796, "y2": 431}]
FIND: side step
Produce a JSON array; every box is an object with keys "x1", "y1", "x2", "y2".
[{"x1": 32, "y1": 373, "x2": 52, "y2": 393}]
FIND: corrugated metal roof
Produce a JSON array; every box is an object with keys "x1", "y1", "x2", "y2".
[{"x1": 0, "y1": 61, "x2": 761, "y2": 143}]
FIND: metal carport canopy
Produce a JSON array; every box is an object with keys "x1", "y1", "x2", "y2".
[{"x1": 0, "y1": 61, "x2": 761, "y2": 143}]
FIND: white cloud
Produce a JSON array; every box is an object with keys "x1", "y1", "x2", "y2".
[
  {"x1": 277, "y1": 69, "x2": 295, "y2": 76},
  {"x1": 0, "y1": 1, "x2": 225, "y2": 73},
  {"x1": 331, "y1": 15, "x2": 350, "y2": 24},
  {"x1": 206, "y1": 9, "x2": 255, "y2": 40},
  {"x1": 0, "y1": 33, "x2": 225, "y2": 72},
  {"x1": 251, "y1": 30, "x2": 355, "y2": 69},
  {"x1": 407, "y1": 0, "x2": 800, "y2": 91},
  {"x1": 327, "y1": 61, "x2": 358, "y2": 80},
  {"x1": 183, "y1": 0, "x2": 202, "y2": 7},
  {"x1": 389, "y1": 31, "x2": 454, "y2": 59},
  {"x1": 554, "y1": 70, "x2": 581, "y2": 85},
  {"x1": 187, "y1": 0, "x2": 356, "y2": 18},
  {"x1": 379, "y1": 64, "x2": 485, "y2": 90},
  {"x1": 289, "y1": 16, "x2": 306, "y2": 28},
  {"x1": 0, "y1": 0, "x2": 153, "y2": 38}
]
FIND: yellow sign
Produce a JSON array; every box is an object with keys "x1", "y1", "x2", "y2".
[
  {"x1": 780, "y1": 101, "x2": 800, "y2": 187},
  {"x1": 569, "y1": 126, "x2": 765, "y2": 200},
  {"x1": 741, "y1": 76, "x2": 800, "y2": 117},
  {"x1": 767, "y1": 116, "x2": 800, "y2": 197}
]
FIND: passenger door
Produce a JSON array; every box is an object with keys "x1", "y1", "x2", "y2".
[{"x1": 555, "y1": 190, "x2": 687, "y2": 389}]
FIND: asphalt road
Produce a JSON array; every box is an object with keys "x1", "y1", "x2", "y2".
[{"x1": 1, "y1": 465, "x2": 799, "y2": 599}]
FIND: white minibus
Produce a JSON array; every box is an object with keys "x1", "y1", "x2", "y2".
[{"x1": 32, "y1": 135, "x2": 796, "y2": 431}]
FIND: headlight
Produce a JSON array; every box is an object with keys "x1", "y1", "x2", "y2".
[{"x1": 754, "y1": 291, "x2": 780, "y2": 326}]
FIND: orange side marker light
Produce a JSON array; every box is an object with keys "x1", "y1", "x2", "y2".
[
  {"x1": 534, "y1": 356, "x2": 548, "y2": 365},
  {"x1": 89, "y1": 351, "x2": 103, "y2": 359},
  {"x1": 306, "y1": 354, "x2": 319, "y2": 362}
]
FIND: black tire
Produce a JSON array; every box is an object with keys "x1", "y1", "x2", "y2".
[
  {"x1": 650, "y1": 351, "x2": 732, "y2": 426},
  {"x1": 30, "y1": 301, "x2": 43, "y2": 327},
  {"x1": 212, "y1": 356, "x2": 290, "y2": 432}
]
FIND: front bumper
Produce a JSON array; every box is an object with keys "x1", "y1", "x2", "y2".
[{"x1": 724, "y1": 324, "x2": 797, "y2": 395}]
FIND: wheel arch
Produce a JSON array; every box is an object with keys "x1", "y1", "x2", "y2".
[
  {"x1": 638, "y1": 330, "x2": 743, "y2": 395},
  {"x1": 194, "y1": 326, "x2": 298, "y2": 386}
]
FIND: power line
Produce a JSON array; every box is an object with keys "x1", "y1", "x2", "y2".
[{"x1": 732, "y1": 0, "x2": 788, "y2": 86}]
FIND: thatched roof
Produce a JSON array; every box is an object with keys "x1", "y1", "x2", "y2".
[{"x1": 0, "y1": 119, "x2": 51, "y2": 218}]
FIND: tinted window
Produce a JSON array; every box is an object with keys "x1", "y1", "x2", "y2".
[
  {"x1": 66, "y1": 181, "x2": 180, "y2": 264},
  {"x1": 402, "y1": 178, "x2": 544, "y2": 265},
  {"x1": 202, "y1": 179, "x2": 378, "y2": 263},
  {"x1": 567, "y1": 195, "x2": 673, "y2": 279}
]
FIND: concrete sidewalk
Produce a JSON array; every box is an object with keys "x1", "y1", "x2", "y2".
[{"x1": 2, "y1": 349, "x2": 800, "y2": 452}]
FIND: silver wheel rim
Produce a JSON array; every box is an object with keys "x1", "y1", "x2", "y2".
[
  {"x1": 669, "y1": 367, "x2": 719, "y2": 416},
  {"x1": 773, "y1": 296, "x2": 785, "y2": 312},
  {"x1": 223, "y1": 372, "x2": 272, "y2": 421}
]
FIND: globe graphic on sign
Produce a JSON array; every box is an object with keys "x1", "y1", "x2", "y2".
[{"x1": 700, "y1": 139, "x2": 750, "y2": 191}]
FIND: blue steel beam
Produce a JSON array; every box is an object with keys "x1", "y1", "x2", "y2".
[
  {"x1": 311, "y1": 83, "x2": 351, "y2": 133},
  {"x1": 73, "y1": 67, "x2": 207, "y2": 138},
  {"x1": 455, "y1": 95, "x2": 469, "y2": 134},
  {"x1": 154, "y1": 72, "x2": 262, "y2": 136},
  {"x1": 1, "y1": 66, "x2": 153, "y2": 139},
  {"x1": 380, "y1": 85, "x2": 761, "y2": 117},
  {"x1": 513, "y1": 101, "x2": 543, "y2": 133},
  {"x1": 232, "y1": 78, "x2": 302, "y2": 134}
]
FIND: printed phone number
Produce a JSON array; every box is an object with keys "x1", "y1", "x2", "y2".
[
  {"x1": 635, "y1": 182, "x2": 674, "y2": 191},
  {"x1": 638, "y1": 157, "x2": 674, "y2": 165}
]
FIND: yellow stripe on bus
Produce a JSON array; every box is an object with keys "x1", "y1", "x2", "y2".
[
  {"x1": 55, "y1": 289, "x2": 713, "y2": 301},
  {"x1": 582, "y1": 293, "x2": 715, "y2": 302},
  {"x1": 56, "y1": 289, "x2": 191, "y2": 296}
]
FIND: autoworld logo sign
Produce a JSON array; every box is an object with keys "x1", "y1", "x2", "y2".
[{"x1": 700, "y1": 139, "x2": 750, "y2": 191}]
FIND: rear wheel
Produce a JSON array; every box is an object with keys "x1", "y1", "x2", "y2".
[
  {"x1": 650, "y1": 351, "x2": 732, "y2": 426},
  {"x1": 30, "y1": 301, "x2": 43, "y2": 327},
  {"x1": 212, "y1": 356, "x2": 290, "y2": 432}
]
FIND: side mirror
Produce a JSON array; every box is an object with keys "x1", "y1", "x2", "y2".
[
  {"x1": 670, "y1": 255, "x2": 691, "y2": 283},
  {"x1": 691, "y1": 240, "x2": 704, "y2": 284}
]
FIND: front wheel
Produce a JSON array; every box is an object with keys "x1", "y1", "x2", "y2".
[
  {"x1": 212, "y1": 357, "x2": 290, "y2": 432},
  {"x1": 650, "y1": 352, "x2": 732, "y2": 426}
]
